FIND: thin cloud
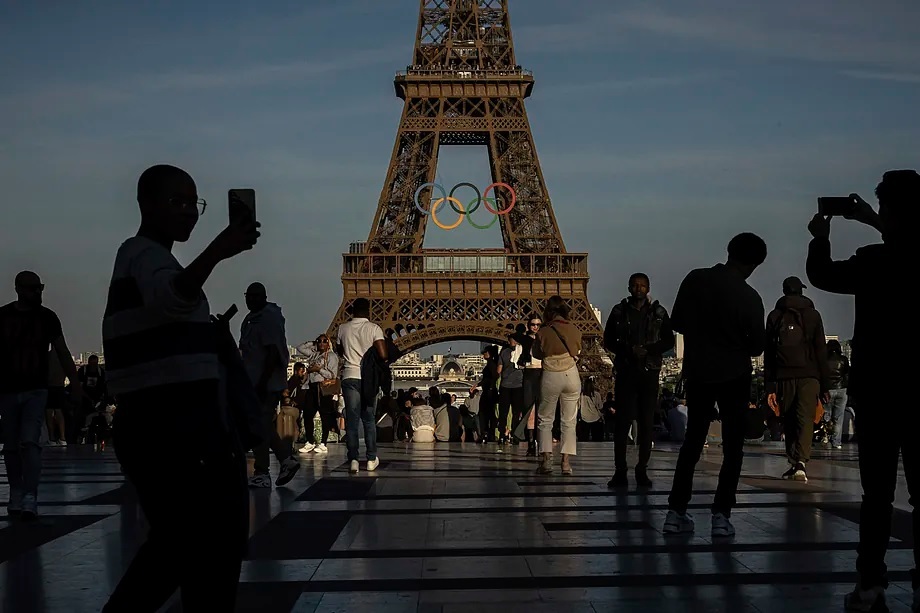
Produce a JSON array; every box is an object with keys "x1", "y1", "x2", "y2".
[
  {"x1": 840, "y1": 70, "x2": 920, "y2": 84},
  {"x1": 545, "y1": 71, "x2": 727, "y2": 97},
  {"x1": 0, "y1": 44, "x2": 404, "y2": 119}
]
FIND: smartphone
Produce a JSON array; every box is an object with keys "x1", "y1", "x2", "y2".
[
  {"x1": 817, "y1": 196, "x2": 856, "y2": 217},
  {"x1": 229, "y1": 189, "x2": 256, "y2": 225},
  {"x1": 222, "y1": 303, "x2": 239, "y2": 321}
]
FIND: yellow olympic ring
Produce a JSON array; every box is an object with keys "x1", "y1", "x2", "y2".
[{"x1": 430, "y1": 197, "x2": 465, "y2": 230}]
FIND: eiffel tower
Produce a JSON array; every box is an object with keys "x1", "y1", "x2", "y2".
[{"x1": 328, "y1": 0, "x2": 610, "y2": 381}]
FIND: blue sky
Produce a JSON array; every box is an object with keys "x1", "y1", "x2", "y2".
[{"x1": 1, "y1": 0, "x2": 918, "y2": 354}]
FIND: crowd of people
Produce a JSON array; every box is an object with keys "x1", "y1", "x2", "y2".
[{"x1": 0, "y1": 164, "x2": 915, "y2": 612}]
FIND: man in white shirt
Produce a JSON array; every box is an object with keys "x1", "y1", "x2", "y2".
[{"x1": 335, "y1": 298, "x2": 387, "y2": 473}]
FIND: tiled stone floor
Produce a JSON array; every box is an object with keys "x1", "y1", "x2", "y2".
[{"x1": 0, "y1": 440, "x2": 915, "y2": 612}]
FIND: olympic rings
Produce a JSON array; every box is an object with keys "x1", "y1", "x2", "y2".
[
  {"x1": 430, "y1": 197, "x2": 465, "y2": 230},
  {"x1": 414, "y1": 182, "x2": 516, "y2": 230}
]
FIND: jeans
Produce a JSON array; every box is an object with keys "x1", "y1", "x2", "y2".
[
  {"x1": 499, "y1": 386, "x2": 524, "y2": 438},
  {"x1": 342, "y1": 378, "x2": 376, "y2": 462},
  {"x1": 614, "y1": 368, "x2": 660, "y2": 474},
  {"x1": 252, "y1": 391, "x2": 291, "y2": 475},
  {"x1": 778, "y1": 377, "x2": 820, "y2": 464},
  {"x1": 0, "y1": 389, "x2": 48, "y2": 497},
  {"x1": 854, "y1": 396, "x2": 920, "y2": 589},
  {"x1": 668, "y1": 374, "x2": 751, "y2": 518},
  {"x1": 104, "y1": 381, "x2": 248, "y2": 612},
  {"x1": 826, "y1": 388, "x2": 848, "y2": 447},
  {"x1": 536, "y1": 366, "x2": 581, "y2": 455}
]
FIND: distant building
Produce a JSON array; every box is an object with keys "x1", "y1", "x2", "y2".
[{"x1": 674, "y1": 333, "x2": 684, "y2": 360}]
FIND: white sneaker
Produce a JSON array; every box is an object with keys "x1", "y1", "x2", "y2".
[
  {"x1": 248, "y1": 474, "x2": 272, "y2": 489},
  {"x1": 58, "y1": 440, "x2": 67, "y2": 447},
  {"x1": 711, "y1": 513, "x2": 735, "y2": 537},
  {"x1": 662, "y1": 510, "x2": 694, "y2": 535},
  {"x1": 20, "y1": 493, "x2": 37, "y2": 520},
  {"x1": 314, "y1": 444, "x2": 328, "y2": 454},
  {"x1": 8, "y1": 489, "x2": 23, "y2": 514},
  {"x1": 299, "y1": 442, "x2": 315, "y2": 454},
  {"x1": 275, "y1": 457, "x2": 301, "y2": 487},
  {"x1": 350, "y1": 460, "x2": 360, "y2": 474},
  {"x1": 844, "y1": 585, "x2": 886, "y2": 612},
  {"x1": 367, "y1": 458, "x2": 380, "y2": 472}
]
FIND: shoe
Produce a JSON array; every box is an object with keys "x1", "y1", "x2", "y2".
[
  {"x1": 711, "y1": 513, "x2": 735, "y2": 537},
  {"x1": 367, "y1": 458, "x2": 380, "y2": 472},
  {"x1": 792, "y1": 463, "x2": 807, "y2": 482},
  {"x1": 8, "y1": 489, "x2": 23, "y2": 515},
  {"x1": 314, "y1": 443, "x2": 328, "y2": 454},
  {"x1": 835, "y1": 445, "x2": 843, "y2": 450},
  {"x1": 662, "y1": 510, "x2": 694, "y2": 535},
  {"x1": 350, "y1": 460, "x2": 360, "y2": 474},
  {"x1": 57, "y1": 440, "x2": 67, "y2": 447},
  {"x1": 843, "y1": 585, "x2": 886, "y2": 612},
  {"x1": 536, "y1": 452, "x2": 553, "y2": 475},
  {"x1": 299, "y1": 442, "x2": 315, "y2": 454},
  {"x1": 607, "y1": 471, "x2": 628, "y2": 489},
  {"x1": 560, "y1": 456, "x2": 573, "y2": 476},
  {"x1": 248, "y1": 474, "x2": 272, "y2": 489},
  {"x1": 20, "y1": 493, "x2": 38, "y2": 520},
  {"x1": 782, "y1": 465, "x2": 797, "y2": 479},
  {"x1": 635, "y1": 471, "x2": 653, "y2": 488},
  {"x1": 275, "y1": 457, "x2": 301, "y2": 487},
  {"x1": 526, "y1": 440, "x2": 537, "y2": 457}
]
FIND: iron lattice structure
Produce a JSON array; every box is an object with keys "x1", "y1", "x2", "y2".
[{"x1": 328, "y1": 0, "x2": 611, "y2": 382}]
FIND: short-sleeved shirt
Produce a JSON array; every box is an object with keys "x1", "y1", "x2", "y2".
[
  {"x1": 498, "y1": 347, "x2": 524, "y2": 388},
  {"x1": 336, "y1": 318, "x2": 384, "y2": 380},
  {"x1": 0, "y1": 302, "x2": 64, "y2": 393}
]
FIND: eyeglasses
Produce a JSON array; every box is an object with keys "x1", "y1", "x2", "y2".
[
  {"x1": 529, "y1": 322, "x2": 542, "y2": 327},
  {"x1": 16, "y1": 283, "x2": 44, "y2": 292},
  {"x1": 168, "y1": 197, "x2": 207, "y2": 215},
  {"x1": 318, "y1": 339, "x2": 330, "y2": 344}
]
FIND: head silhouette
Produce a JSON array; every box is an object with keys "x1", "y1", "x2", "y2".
[
  {"x1": 827, "y1": 339, "x2": 842, "y2": 355},
  {"x1": 350, "y1": 298, "x2": 370, "y2": 319},
  {"x1": 726, "y1": 233, "x2": 767, "y2": 279},
  {"x1": 543, "y1": 295, "x2": 570, "y2": 322},
  {"x1": 875, "y1": 169, "x2": 920, "y2": 247},
  {"x1": 245, "y1": 282, "x2": 267, "y2": 312},
  {"x1": 14, "y1": 271, "x2": 44, "y2": 308},
  {"x1": 137, "y1": 164, "x2": 199, "y2": 243}
]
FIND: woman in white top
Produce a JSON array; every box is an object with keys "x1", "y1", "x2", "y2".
[{"x1": 300, "y1": 335, "x2": 339, "y2": 454}]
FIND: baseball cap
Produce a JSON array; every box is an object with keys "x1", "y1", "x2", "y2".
[{"x1": 782, "y1": 276, "x2": 807, "y2": 294}]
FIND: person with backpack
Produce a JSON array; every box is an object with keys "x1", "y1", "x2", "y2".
[{"x1": 764, "y1": 276, "x2": 830, "y2": 483}]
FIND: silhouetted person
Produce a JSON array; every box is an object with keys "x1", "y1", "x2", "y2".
[
  {"x1": 663, "y1": 233, "x2": 767, "y2": 538},
  {"x1": 0, "y1": 271, "x2": 81, "y2": 519},
  {"x1": 806, "y1": 170, "x2": 919, "y2": 612},
  {"x1": 336, "y1": 297, "x2": 386, "y2": 474},
  {"x1": 101, "y1": 164, "x2": 258, "y2": 612},
  {"x1": 604, "y1": 273, "x2": 675, "y2": 489},
  {"x1": 824, "y1": 339, "x2": 849, "y2": 449},
  {"x1": 240, "y1": 282, "x2": 299, "y2": 489},
  {"x1": 764, "y1": 276, "x2": 829, "y2": 482}
]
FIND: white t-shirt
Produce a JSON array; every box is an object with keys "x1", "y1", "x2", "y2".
[{"x1": 336, "y1": 318, "x2": 384, "y2": 380}]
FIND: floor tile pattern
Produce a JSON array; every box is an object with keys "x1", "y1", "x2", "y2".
[{"x1": 1, "y1": 440, "x2": 915, "y2": 612}]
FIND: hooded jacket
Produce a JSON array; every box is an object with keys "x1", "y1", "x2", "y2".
[{"x1": 764, "y1": 294, "x2": 829, "y2": 391}]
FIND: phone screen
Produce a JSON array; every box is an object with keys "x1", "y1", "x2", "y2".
[
  {"x1": 229, "y1": 189, "x2": 256, "y2": 224},
  {"x1": 817, "y1": 196, "x2": 855, "y2": 217}
]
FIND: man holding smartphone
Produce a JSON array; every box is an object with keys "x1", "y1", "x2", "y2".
[
  {"x1": 806, "y1": 170, "x2": 919, "y2": 612},
  {"x1": 102, "y1": 164, "x2": 259, "y2": 612}
]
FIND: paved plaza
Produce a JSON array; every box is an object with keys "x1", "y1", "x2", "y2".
[{"x1": 1, "y1": 440, "x2": 916, "y2": 612}]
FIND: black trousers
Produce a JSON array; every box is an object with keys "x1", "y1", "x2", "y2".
[
  {"x1": 104, "y1": 382, "x2": 248, "y2": 612},
  {"x1": 778, "y1": 377, "x2": 819, "y2": 464},
  {"x1": 614, "y1": 368, "x2": 660, "y2": 473},
  {"x1": 855, "y1": 391, "x2": 920, "y2": 589},
  {"x1": 479, "y1": 386, "x2": 498, "y2": 441},
  {"x1": 667, "y1": 374, "x2": 751, "y2": 517},
  {"x1": 499, "y1": 386, "x2": 524, "y2": 438},
  {"x1": 304, "y1": 384, "x2": 339, "y2": 444}
]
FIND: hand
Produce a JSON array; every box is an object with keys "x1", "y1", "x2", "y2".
[
  {"x1": 210, "y1": 219, "x2": 261, "y2": 261},
  {"x1": 821, "y1": 391, "x2": 830, "y2": 405},
  {"x1": 807, "y1": 214, "x2": 831, "y2": 239},
  {"x1": 843, "y1": 193, "x2": 875, "y2": 224},
  {"x1": 767, "y1": 393, "x2": 779, "y2": 416}
]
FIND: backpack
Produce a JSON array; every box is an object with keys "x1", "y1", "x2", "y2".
[{"x1": 772, "y1": 307, "x2": 811, "y2": 368}]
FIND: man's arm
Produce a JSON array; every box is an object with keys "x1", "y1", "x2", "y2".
[
  {"x1": 173, "y1": 221, "x2": 260, "y2": 302},
  {"x1": 51, "y1": 335, "x2": 82, "y2": 398},
  {"x1": 812, "y1": 312, "x2": 831, "y2": 394},
  {"x1": 373, "y1": 328, "x2": 387, "y2": 361},
  {"x1": 806, "y1": 238, "x2": 861, "y2": 296},
  {"x1": 669, "y1": 271, "x2": 696, "y2": 334},
  {"x1": 762, "y1": 310, "x2": 778, "y2": 382},
  {"x1": 745, "y1": 294, "x2": 766, "y2": 358},
  {"x1": 603, "y1": 307, "x2": 632, "y2": 357},
  {"x1": 646, "y1": 309, "x2": 676, "y2": 356}
]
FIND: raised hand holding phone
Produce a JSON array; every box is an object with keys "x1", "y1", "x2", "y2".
[{"x1": 209, "y1": 189, "x2": 260, "y2": 261}]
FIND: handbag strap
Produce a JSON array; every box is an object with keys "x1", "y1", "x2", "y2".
[{"x1": 547, "y1": 322, "x2": 576, "y2": 358}]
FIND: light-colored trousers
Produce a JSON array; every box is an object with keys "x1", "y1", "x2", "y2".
[{"x1": 536, "y1": 365, "x2": 581, "y2": 455}]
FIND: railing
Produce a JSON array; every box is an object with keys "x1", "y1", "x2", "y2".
[
  {"x1": 342, "y1": 251, "x2": 588, "y2": 277},
  {"x1": 396, "y1": 67, "x2": 533, "y2": 79}
]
